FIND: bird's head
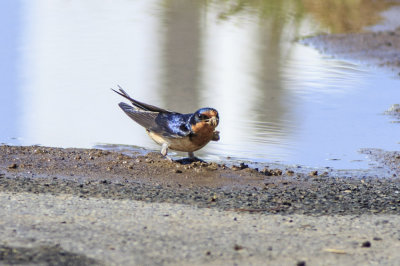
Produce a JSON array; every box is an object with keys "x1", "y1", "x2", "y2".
[{"x1": 190, "y1": 108, "x2": 219, "y2": 128}]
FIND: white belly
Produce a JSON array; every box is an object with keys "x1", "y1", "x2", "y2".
[{"x1": 147, "y1": 131, "x2": 209, "y2": 152}]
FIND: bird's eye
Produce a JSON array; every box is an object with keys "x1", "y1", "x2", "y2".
[{"x1": 199, "y1": 114, "x2": 208, "y2": 120}]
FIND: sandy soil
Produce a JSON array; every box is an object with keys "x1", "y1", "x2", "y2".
[{"x1": 2, "y1": 16, "x2": 400, "y2": 266}]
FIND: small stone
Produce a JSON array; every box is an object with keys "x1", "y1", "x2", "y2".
[
  {"x1": 309, "y1": 171, "x2": 318, "y2": 176},
  {"x1": 297, "y1": 261, "x2": 306, "y2": 266},
  {"x1": 8, "y1": 163, "x2": 18, "y2": 169},
  {"x1": 232, "y1": 163, "x2": 249, "y2": 171},
  {"x1": 239, "y1": 162, "x2": 248, "y2": 169},
  {"x1": 234, "y1": 244, "x2": 243, "y2": 251},
  {"x1": 260, "y1": 167, "x2": 272, "y2": 176},
  {"x1": 272, "y1": 169, "x2": 283, "y2": 176},
  {"x1": 373, "y1": 237, "x2": 382, "y2": 241},
  {"x1": 209, "y1": 195, "x2": 218, "y2": 202},
  {"x1": 175, "y1": 169, "x2": 182, "y2": 173},
  {"x1": 232, "y1": 165, "x2": 241, "y2": 171},
  {"x1": 206, "y1": 163, "x2": 218, "y2": 171},
  {"x1": 286, "y1": 170, "x2": 294, "y2": 176},
  {"x1": 361, "y1": 241, "x2": 371, "y2": 248}
]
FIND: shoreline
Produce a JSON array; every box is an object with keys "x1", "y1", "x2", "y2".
[{"x1": 1, "y1": 144, "x2": 400, "y2": 216}]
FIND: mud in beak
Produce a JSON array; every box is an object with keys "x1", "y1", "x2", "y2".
[
  {"x1": 209, "y1": 116, "x2": 219, "y2": 127},
  {"x1": 212, "y1": 130, "x2": 220, "y2": 141}
]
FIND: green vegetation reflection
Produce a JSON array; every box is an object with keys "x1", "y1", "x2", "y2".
[{"x1": 210, "y1": 0, "x2": 399, "y2": 33}]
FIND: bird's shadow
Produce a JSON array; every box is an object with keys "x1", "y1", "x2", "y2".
[{"x1": 174, "y1": 157, "x2": 206, "y2": 165}]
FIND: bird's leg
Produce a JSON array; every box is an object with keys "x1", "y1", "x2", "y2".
[
  {"x1": 161, "y1": 143, "x2": 173, "y2": 161},
  {"x1": 187, "y1": 152, "x2": 205, "y2": 162},
  {"x1": 161, "y1": 143, "x2": 169, "y2": 157}
]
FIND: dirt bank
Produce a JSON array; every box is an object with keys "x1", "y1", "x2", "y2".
[{"x1": 302, "y1": 26, "x2": 400, "y2": 74}]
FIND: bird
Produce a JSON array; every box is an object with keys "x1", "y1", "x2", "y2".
[{"x1": 112, "y1": 86, "x2": 220, "y2": 160}]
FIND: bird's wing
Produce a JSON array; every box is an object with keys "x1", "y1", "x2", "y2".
[
  {"x1": 154, "y1": 113, "x2": 193, "y2": 137},
  {"x1": 112, "y1": 86, "x2": 171, "y2": 113},
  {"x1": 118, "y1": 102, "x2": 160, "y2": 130},
  {"x1": 119, "y1": 103, "x2": 192, "y2": 138}
]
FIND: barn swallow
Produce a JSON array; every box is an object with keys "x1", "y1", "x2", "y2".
[{"x1": 112, "y1": 86, "x2": 220, "y2": 159}]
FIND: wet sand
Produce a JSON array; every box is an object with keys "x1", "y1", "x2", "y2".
[{"x1": 2, "y1": 26, "x2": 400, "y2": 266}]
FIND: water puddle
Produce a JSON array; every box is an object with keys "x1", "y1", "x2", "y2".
[{"x1": 1, "y1": 0, "x2": 400, "y2": 170}]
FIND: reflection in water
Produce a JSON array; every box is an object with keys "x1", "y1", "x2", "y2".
[
  {"x1": 19, "y1": 0, "x2": 164, "y2": 147},
  {"x1": 2, "y1": 0, "x2": 400, "y2": 169},
  {"x1": 161, "y1": 0, "x2": 203, "y2": 111},
  {"x1": 302, "y1": 0, "x2": 398, "y2": 33},
  {"x1": 0, "y1": 1, "x2": 20, "y2": 144}
]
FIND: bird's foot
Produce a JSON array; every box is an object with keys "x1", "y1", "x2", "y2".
[{"x1": 165, "y1": 155, "x2": 174, "y2": 162}]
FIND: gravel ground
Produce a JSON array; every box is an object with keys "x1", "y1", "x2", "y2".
[
  {"x1": 1, "y1": 145, "x2": 400, "y2": 216},
  {"x1": 1, "y1": 145, "x2": 400, "y2": 265},
  {"x1": 2, "y1": 192, "x2": 400, "y2": 266}
]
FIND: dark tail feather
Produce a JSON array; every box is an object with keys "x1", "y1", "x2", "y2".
[{"x1": 111, "y1": 85, "x2": 170, "y2": 113}]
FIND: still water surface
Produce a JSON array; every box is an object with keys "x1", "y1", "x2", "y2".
[{"x1": 1, "y1": 0, "x2": 400, "y2": 169}]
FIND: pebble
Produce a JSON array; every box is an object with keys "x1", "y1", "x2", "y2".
[
  {"x1": 309, "y1": 171, "x2": 318, "y2": 176},
  {"x1": 8, "y1": 163, "x2": 18, "y2": 169},
  {"x1": 233, "y1": 244, "x2": 243, "y2": 251},
  {"x1": 361, "y1": 241, "x2": 371, "y2": 248}
]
